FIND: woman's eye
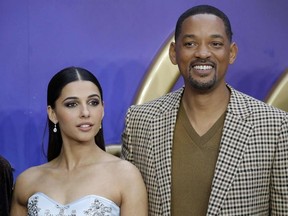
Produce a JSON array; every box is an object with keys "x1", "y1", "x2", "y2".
[
  {"x1": 64, "y1": 102, "x2": 78, "y2": 108},
  {"x1": 88, "y1": 99, "x2": 100, "y2": 106}
]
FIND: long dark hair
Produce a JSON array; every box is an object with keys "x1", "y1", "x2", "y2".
[{"x1": 46, "y1": 66, "x2": 105, "y2": 161}]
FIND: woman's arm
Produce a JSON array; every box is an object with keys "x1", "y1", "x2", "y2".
[
  {"x1": 10, "y1": 170, "x2": 32, "y2": 216},
  {"x1": 119, "y1": 161, "x2": 148, "y2": 216}
]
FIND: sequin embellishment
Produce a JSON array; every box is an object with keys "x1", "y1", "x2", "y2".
[{"x1": 27, "y1": 193, "x2": 119, "y2": 216}]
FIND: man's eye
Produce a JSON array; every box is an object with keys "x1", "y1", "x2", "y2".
[
  {"x1": 184, "y1": 42, "x2": 196, "y2": 47},
  {"x1": 211, "y1": 42, "x2": 223, "y2": 47}
]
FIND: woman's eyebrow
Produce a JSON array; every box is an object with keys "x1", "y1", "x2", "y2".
[{"x1": 62, "y1": 94, "x2": 100, "y2": 103}]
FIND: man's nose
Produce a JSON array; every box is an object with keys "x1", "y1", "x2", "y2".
[{"x1": 194, "y1": 44, "x2": 211, "y2": 59}]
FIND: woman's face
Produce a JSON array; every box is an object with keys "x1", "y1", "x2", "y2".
[{"x1": 48, "y1": 80, "x2": 104, "y2": 144}]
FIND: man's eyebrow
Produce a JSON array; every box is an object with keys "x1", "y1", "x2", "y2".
[
  {"x1": 182, "y1": 34, "x2": 196, "y2": 39},
  {"x1": 210, "y1": 34, "x2": 224, "y2": 39},
  {"x1": 182, "y1": 34, "x2": 224, "y2": 39}
]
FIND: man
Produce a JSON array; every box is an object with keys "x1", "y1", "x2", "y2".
[
  {"x1": 0, "y1": 155, "x2": 14, "y2": 216},
  {"x1": 121, "y1": 5, "x2": 288, "y2": 216}
]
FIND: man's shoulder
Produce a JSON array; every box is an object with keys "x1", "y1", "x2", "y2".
[
  {"x1": 129, "y1": 88, "x2": 183, "y2": 113},
  {"x1": 230, "y1": 86, "x2": 287, "y2": 117}
]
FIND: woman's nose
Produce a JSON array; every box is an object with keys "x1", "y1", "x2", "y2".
[{"x1": 80, "y1": 105, "x2": 90, "y2": 118}]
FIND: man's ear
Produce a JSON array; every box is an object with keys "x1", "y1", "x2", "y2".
[
  {"x1": 169, "y1": 42, "x2": 177, "y2": 65},
  {"x1": 229, "y1": 42, "x2": 238, "y2": 64},
  {"x1": 47, "y1": 106, "x2": 58, "y2": 124}
]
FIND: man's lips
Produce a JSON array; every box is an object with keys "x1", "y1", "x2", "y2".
[
  {"x1": 190, "y1": 61, "x2": 215, "y2": 76},
  {"x1": 193, "y1": 65, "x2": 213, "y2": 70}
]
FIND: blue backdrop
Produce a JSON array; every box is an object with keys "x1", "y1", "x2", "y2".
[{"x1": 0, "y1": 0, "x2": 287, "y2": 179}]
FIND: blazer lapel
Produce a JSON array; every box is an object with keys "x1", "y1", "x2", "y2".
[
  {"x1": 207, "y1": 87, "x2": 254, "y2": 215},
  {"x1": 150, "y1": 88, "x2": 183, "y2": 215}
]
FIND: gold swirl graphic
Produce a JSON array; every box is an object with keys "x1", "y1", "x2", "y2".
[
  {"x1": 265, "y1": 69, "x2": 288, "y2": 112},
  {"x1": 133, "y1": 33, "x2": 179, "y2": 105}
]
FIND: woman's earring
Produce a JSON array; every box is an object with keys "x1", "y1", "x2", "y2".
[{"x1": 53, "y1": 124, "x2": 57, "y2": 133}]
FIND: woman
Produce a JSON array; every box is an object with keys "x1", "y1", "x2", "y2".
[
  {"x1": 10, "y1": 67, "x2": 148, "y2": 216},
  {"x1": 0, "y1": 155, "x2": 14, "y2": 216}
]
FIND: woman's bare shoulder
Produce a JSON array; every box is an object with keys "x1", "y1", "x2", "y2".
[
  {"x1": 105, "y1": 155, "x2": 142, "y2": 180},
  {"x1": 13, "y1": 163, "x2": 50, "y2": 205},
  {"x1": 15, "y1": 163, "x2": 49, "y2": 188}
]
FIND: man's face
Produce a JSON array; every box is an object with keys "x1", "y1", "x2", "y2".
[{"x1": 170, "y1": 14, "x2": 237, "y2": 92}]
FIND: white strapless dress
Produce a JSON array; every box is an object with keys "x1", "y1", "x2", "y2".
[{"x1": 27, "y1": 192, "x2": 120, "y2": 216}]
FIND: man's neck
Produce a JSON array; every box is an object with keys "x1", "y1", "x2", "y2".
[{"x1": 182, "y1": 85, "x2": 230, "y2": 136}]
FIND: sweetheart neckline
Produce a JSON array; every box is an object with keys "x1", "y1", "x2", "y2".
[{"x1": 29, "y1": 192, "x2": 119, "y2": 208}]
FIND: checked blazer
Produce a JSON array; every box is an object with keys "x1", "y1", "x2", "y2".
[{"x1": 121, "y1": 85, "x2": 288, "y2": 216}]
